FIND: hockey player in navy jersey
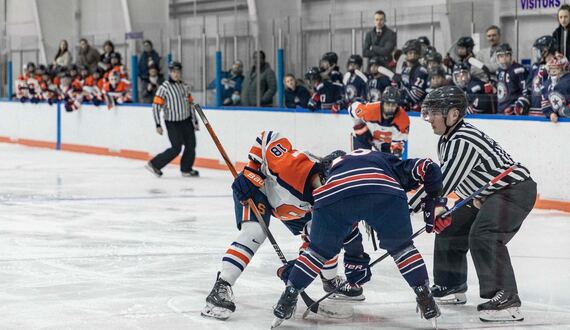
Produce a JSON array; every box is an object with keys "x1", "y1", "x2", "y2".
[
  {"x1": 202, "y1": 132, "x2": 365, "y2": 320},
  {"x1": 528, "y1": 36, "x2": 556, "y2": 116},
  {"x1": 319, "y1": 52, "x2": 343, "y2": 84},
  {"x1": 343, "y1": 54, "x2": 369, "y2": 103},
  {"x1": 349, "y1": 86, "x2": 410, "y2": 158},
  {"x1": 367, "y1": 56, "x2": 392, "y2": 101},
  {"x1": 395, "y1": 39, "x2": 429, "y2": 112},
  {"x1": 452, "y1": 62, "x2": 494, "y2": 114},
  {"x1": 427, "y1": 65, "x2": 450, "y2": 93},
  {"x1": 540, "y1": 53, "x2": 570, "y2": 122},
  {"x1": 305, "y1": 66, "x2": 344, "y2": 112},
  {"x1": 272, "y1": 149, "x2": 448, "y2": 327},
  {"x1": 495, "y1": 43, "x2": 530, "y2": 115}
]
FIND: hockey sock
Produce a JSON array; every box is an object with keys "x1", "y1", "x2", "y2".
[
  {"x1": 220, "y1": 221, "x2": 267, "y2": 286},
  {"x1": 287, "y1": 249, "x2": 325, "y2": 290},
  {"x1": 392, "y1": 245, "x2": 429, "y2": 287},
  {"x1": 321, "y1": 255, "x2": 339, "y2": 280}
]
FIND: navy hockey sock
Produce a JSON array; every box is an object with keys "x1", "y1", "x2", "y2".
[
  {"x1": 287, "y1": 250, "x2": 325, "y2": 290},
  {"x1": 393, "y1": 245, "x2": 429, "y2": 287}
]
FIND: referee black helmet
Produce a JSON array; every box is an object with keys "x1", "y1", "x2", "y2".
[
  {"x1": 422, "y1": 86, "x2": 468, "y2": 120},
  {"x1": 168, "y1": 61, "x2": 183, "y2": 71}
]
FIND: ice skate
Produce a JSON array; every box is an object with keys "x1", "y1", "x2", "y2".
[
  {"x1": 271, "y1": 286, "x2": 299, "y2": 328},
  {"x1": 478, "y1": 290, "x2": 523, "y2": 322},
  {"x1": 431, "y1": 282, "x2": 467, "y2": 305},
  {"x1": 145, "y1": 161, "x2": 163, "y2": 177},
  {"x1": 201, "y1": 277, "x2": 236, "y2": 320},
  {"x1": 414, "y1": 285, "x2": 441, "y2": 329},
  {"x1": 322, "y1": 275, "x2": 365, "y2": 301}
]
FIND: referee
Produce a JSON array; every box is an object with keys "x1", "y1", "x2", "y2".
[
  {"x1": 409, "y1": 86, "x2": 536, "y2": 322},
  {"x1": 145, "y1": 61, "x2": 200, "y2": 177}
]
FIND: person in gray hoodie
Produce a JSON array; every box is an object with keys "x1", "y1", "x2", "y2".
[{"x1": 240, "y1": 50, "x2": 277, "y2": 107}]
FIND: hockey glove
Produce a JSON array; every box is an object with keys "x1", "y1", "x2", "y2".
[
  {"x1": 232, "y1": 167, "x2": 266, "y2": 202},
  {"x1": 276, "y1": 259, "x2": 296, "y2": 284},
  {"x1": 421, "y1": 196, "x2": 449, "y2": 234},
  {"x1": 390, "y1": 143, "x2": 403, "y2": 158},
  {"x1": 344, "y1": 252, "x2": 371, "y2": 286}
]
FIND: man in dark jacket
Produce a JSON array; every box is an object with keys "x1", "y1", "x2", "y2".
[
  {"x1": 77, "y1": 39, "x2": 101, "y2": 72},
  {"x1": 241, "y1": 50, "x2": 277, "y2": 107},
  {"x1": 553, "y1": 4, "x2": 570, "y2": 61},
  {"x1": 363, "y1": 10, "x2": 397, "y2": 63},
  {"x1": 138, "y1": 40, "x2": 161, "y2": 81}
]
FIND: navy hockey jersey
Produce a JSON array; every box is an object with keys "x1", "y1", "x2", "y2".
[
  {"x1": 540, "y1": 73, "x2": 570, "y2": 118},
  {"x1": 459, "y1": 77, "x2": 494, "y2": 114},
  {"x1": 496, "y1": 63, "x2": 529, "y2": 113},
  {"x1": 343, "y1": 70, "x2": 369, "y2": 102},
  {"x1": 312, "y1": 149, "x2": 441, "y2": 209},
  {"x1": 307, "y1": 80, "x2": 344, "y2": 111},
  {"x1": 367, "y1": 75, "x2": 392, "y2": 102},
  {"x1": 527, "y1": 63, "x2": 549, "y2": 116},
  {"x1": 399, "y1": 64, "x2": 429, "y2": 111}
]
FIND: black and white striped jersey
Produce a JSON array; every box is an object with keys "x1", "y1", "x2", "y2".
[
  {"x1": 409, "y1": 119, "x2": 531, "y2": 211},
  {"x1": 152, "y1": 79, "x2": 196, "y2": 126}
]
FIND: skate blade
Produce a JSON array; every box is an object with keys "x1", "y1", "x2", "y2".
[
  {"x1": 479, "y1": 307, "x2": 524, "y2": 322},
  {"x1": 271, "y1": 317, "x2": 285, "y2": 328},
  {"x1": 431, "y1": 317, "x2": 439, "y2": 330},
  {"x1": 326, "y1": 293, "x2": 365, "y2": 301},
  {"x1": 434, "y1": 292, "x2": 466, "y2": 305},
  {"x1": 200, "y1": 303, "x2": 232, "y2": 320}
]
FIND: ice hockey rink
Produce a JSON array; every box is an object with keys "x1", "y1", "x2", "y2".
[{"x1": 2, "y1": 143, "x2": 570, "y2": 330}]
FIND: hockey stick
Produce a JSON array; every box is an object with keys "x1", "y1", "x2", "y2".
[
  {"x1": 302, "y1": 164, "x2": 518, "y2": 319},
  {"x1": 193, "y1": 104, "x2": 320, "y2": 313}
]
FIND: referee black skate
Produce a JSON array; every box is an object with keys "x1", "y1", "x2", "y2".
[
  {"x1": 410, "y1": 86, "x2": 536, "y2": 322},
  {"x1": 145, "y1": 61, "x2": 200, "y2": 178}
]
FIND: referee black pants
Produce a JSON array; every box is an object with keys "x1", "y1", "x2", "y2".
[
  {"x1": 433, "y1": 179, "x2": 537, "y2": 298},
  {"x1": 151, "y1": 118, "x2": 196, "y2": 173}
]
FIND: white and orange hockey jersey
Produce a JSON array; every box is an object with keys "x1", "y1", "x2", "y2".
[
  {"x1": 349, "y1": 101, "x2": 410, "y2": 154},
  {"x1": 246, "y1": 131, "x2": 320, "y2": 221}
]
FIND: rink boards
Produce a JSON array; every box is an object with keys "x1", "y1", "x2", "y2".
[{"x1": 0, "y1": 100, "x2": 568, "y2": 208}]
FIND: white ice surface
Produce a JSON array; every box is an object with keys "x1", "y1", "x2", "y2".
[{"x1": 1, "y1": 143, "x2": 570, "y2": 330}]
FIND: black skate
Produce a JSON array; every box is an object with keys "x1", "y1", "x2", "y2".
[
  {"x1": 478, "y1": 290, "x2": 523, "y2": 322},
  {"x1": 431, "y1": 282, "x2": 467, "y2": 305},
  {"x1": 322, "y1": 275, "x2": 365, "y2": 301},
  {"x1": 271, "y1": 286, "x2": 299, "y2": 328},
  {"x1": 201, "y1": 277, "x2": 236, "y2": 320},
  {"x1": 414, "y1": 285, "x2": 441, "y2": 328},
  {"x1": 145, "y1": 161, "x2": 163, "y2": 177}
]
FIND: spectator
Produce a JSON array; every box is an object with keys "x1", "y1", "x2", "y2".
[
  {"x1": 476, "y1": 25, "x2": 501, "y2": 77},
  {"x1": 367, "y1": 56, "x2": 391, "y2": 102},
  {"x1": 207, "y1": 60, "x2": 244, "y2": 105},
  {"x1": 141, "y1": 64, "x2": 164, "y2": 104},
  {"x1": 553, "y1": 4, "x2": 570, "y2": 60},
  {"x1": 77, "y1": 38, "x2": 101, "y2": 72},
  {"x1": 283, "y1": 73, "x2": 310, "y2": 108},
  {"x1": 53, "y1": 40, "x2": 72, "y2": 67},
  {"x1": 99, "y1": 40, "x2": 115, "y2": 71},
  {"x1": 240, "y1": 50, "x2": 277, "y2": 107},
  {"x1": 363, "y1": 10, "x2": 397, "y2": 63},
  {"x1": 138, "y1": 40, "x2": 161, "y2": 81}
]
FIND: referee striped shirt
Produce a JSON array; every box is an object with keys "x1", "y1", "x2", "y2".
[
  {"x1": 409, "y1": 119, "x2": 531, "y2": 211},
  {"x1": 152, "y1": 79, "x2": 196, "y2": 126}
]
